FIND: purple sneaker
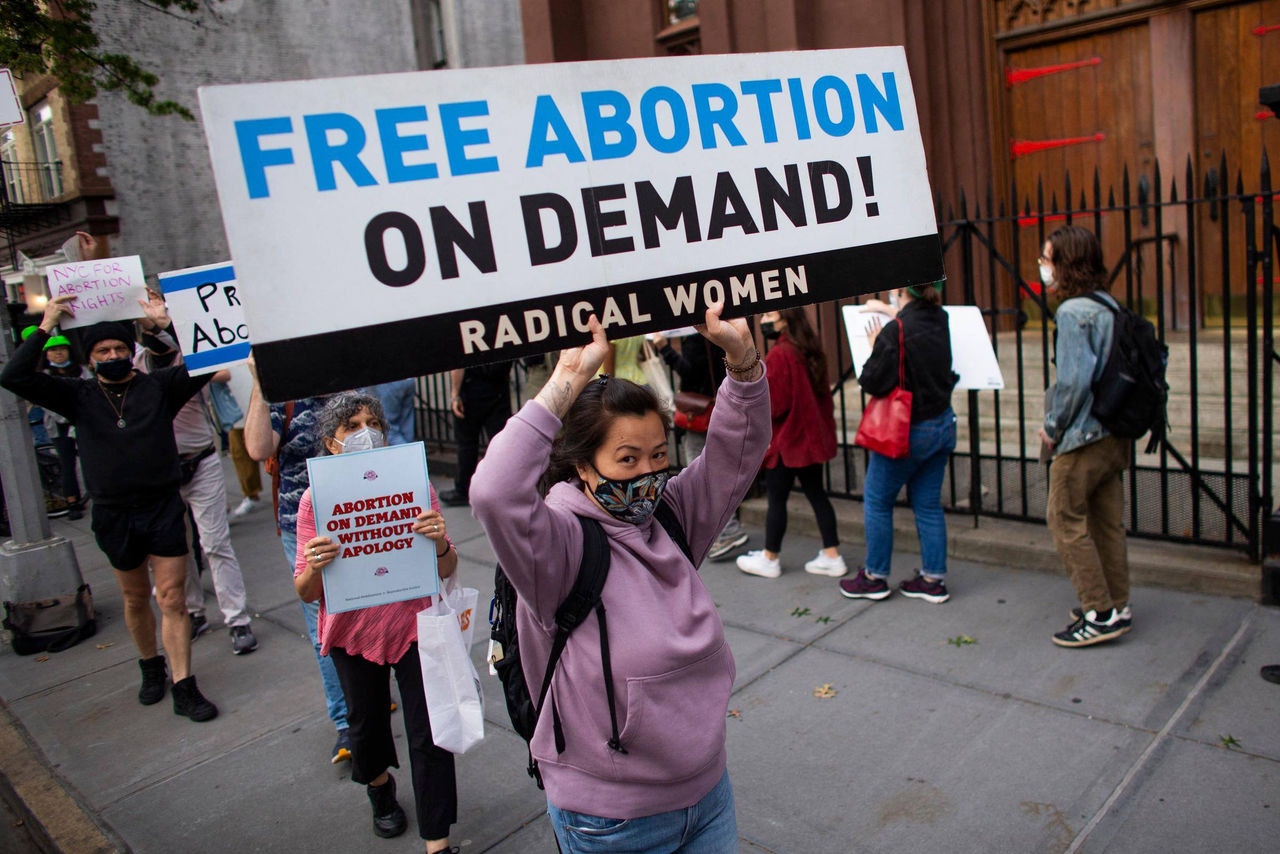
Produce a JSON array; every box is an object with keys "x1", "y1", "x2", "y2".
[
  {"x1": 898, "y1": 573, "x2": 950, "y2": 604},
  {"x1": 839, "y1": 569, "x2": 891, "y2": 600}
]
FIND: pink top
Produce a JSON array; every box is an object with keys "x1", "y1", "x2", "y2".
[{"x1": 293, "y1": 484, "x2": 449, "y2": 665}]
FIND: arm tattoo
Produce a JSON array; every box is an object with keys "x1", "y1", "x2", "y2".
[{"x1": 537, "y1": 379, "x2": 575, "y2": 418}]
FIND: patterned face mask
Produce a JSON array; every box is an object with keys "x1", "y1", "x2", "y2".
[{"x1": 589, "y1": 469, "x2": 671, "y2": 525}]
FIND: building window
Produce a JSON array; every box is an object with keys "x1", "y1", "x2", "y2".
[
  {"x1": 0, "y1": 128, "x2": 23, "y2": 204},
  {"x1": 668, "y1": 0, "x2": 698, "y2": 25},
  {"x1": 658, "y1": 0, "x2": 700, "y2": 55},
  {"x1": 30, "y1": 102, "x2": 63, "y2": 199}
]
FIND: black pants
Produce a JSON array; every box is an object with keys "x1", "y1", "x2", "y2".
[
  {"x1": 453, "y1": 391, "x2": 512, "y2": 494},
  {"x1": 53, "y1": 423, "x2": 82, "y2": 502},
  {"x1": 764, "y1": 463, "x2": 840, "y2": 553},
  {"x1": 329, "y1": 644, "x2": 457, "y2": 840}
]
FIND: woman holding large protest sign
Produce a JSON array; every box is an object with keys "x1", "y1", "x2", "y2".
[
  {"x1": 291, "y1": 392, "x2": 460, "y2": 852},
  {"x1": 470, "y1": 301, "x2": 769, "y2": 853}
]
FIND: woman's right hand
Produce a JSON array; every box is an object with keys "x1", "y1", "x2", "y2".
[
  {"x1": 304, "y1": 536, "x2": 336, "y2": 571},
  {"x1": 536, "y1": 314, "x2": 610, "y2": 417}
]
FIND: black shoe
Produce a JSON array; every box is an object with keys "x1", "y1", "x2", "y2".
[
  {"x1": 367, "y1": 774, "x2": 407, "y2": 838},
  {"x1": 1052, "y1": 608, "x2": 1130, "y2": 648},
  {"x1": 138, "y1": 656, "x2": 167, "y2": 705},
  {"x1": 190, "y1": 612, "x2": 210, "y2": 641},
  {"x1": 229, "y1": 624, "x2": 258, "y2": 655},
  {"x1": 439, "y1": 489, "x2": 469, "y2": 507},
  {"x1": 67, "y1": 503, "x2": 84, "y2": 521},
  {"x1": 172, "y1": 675, "x2": 219, "y2": 722},
  {"x1": 1261, "y1": 665, "x2": 1280, "y2": 685}
]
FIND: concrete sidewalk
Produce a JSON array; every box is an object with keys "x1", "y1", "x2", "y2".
[{"x1": 1, "y1": 455, "x2": 1277, "y2": 853}]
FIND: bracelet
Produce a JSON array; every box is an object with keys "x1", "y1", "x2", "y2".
[
  {"x1": 436, "y1": 541, "x2": 451, "y2": 558},
  {"x1": 724, "y1": 348, "x2": 760, "y2": 375}
]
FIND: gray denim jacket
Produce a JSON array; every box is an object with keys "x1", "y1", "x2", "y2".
[{"x1": 1043, "y1": 292, "x2": 1116, "y2": 455}]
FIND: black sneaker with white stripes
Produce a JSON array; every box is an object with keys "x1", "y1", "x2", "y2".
[{"x1": 1052, "y1": 608, "x2": 1131, "y2": 648}]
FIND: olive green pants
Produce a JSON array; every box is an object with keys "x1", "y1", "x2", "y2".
[{"x1": 1046, "y1": 435, "x2": 1131, "y2": 614}]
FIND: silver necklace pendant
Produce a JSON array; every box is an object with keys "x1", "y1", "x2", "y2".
[{"x1": 117, "y1": 418, "x2": 126, "y2": 428}]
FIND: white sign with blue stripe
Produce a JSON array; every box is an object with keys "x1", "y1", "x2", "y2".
[{"x1": 157, "y1": 261, "x2": 251, "y2": 375}]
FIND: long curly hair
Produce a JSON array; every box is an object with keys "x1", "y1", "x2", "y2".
[{"x1": 538, "y1": 376, "x2": 671, "y2": 496}]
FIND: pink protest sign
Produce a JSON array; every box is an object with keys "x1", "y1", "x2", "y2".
[{"x1": 45, "y1": 256, "x2": 148, "y2": 329}]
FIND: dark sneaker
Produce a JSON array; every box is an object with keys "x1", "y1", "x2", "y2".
[
  {"x1": 1052, "y1": 609, "x2": 1130, "y2": 648},
  {"x1": 367, "y1": 774, "x2": 407, "y2": 838},
  {"x1": 171, "y1": 675, "x2": 219, "y2": 722},
  {"x1": 1261, "y1": 665, "x2": 1280, "y2": 685},
  {"x1": 138, "y1": 655, "x2": 168, "y2": 705},
  {"x1": 439, "y1": 489, "x2": 469, "y2": 507},
  {"x1": 898, "y1": 573, "x2": 950, "y2": 603},
  {"x1": 1069, "y1": 604, "x2": 1132, "y2": 629},
  {"x1": 839, "y1": 569, "x2": 891, "y2": 600},
  {"x1": 190, "y1": 612, "x2": 210, "y2": 641},
  {"x1": 332, "y1": 728, "x2": 352, "y2": 764},
  {"x1": 707, "y1": 530, "x2": 750, "y2": 561},
  {"x1": 230, "y1": 624, "x2": 258, "y2": 655}
]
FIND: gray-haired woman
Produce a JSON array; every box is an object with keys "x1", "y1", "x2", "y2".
[{"x1": 292, "y1": 392, "x2": 461, "y2": 853}]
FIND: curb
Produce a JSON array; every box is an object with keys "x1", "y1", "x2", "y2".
[
  {"x1": 0, "y1": 700, "x2": 123, "y2": 854},
  {"x1": 738, "y1": 495, "x2": 1261, "y2": 599}
]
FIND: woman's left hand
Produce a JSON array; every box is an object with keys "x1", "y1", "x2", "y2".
[
  {"x1": 696, "y1": 300, "x2": 754, "y2": 365},
  {"x1": 414, "y1": 510, "x2": 447, "y2": 545}
]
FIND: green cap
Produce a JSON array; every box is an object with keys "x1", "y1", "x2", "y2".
[
  {"x1": 20, "y1": 325, "x2": 38, "y2": 341},
  {"x1": 44, "y1": 335, "x2": 72, "y2": 350}
]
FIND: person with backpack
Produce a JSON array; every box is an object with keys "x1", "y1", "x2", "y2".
[
  {"x1": 1038, "y1": 225, "x2": 1135, "y2": 648},
  {"x1": 470, "y1": 301, "x2": 768, "y2": 853}
]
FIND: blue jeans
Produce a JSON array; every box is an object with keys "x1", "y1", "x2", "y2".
[
  {"x1": 548, "y1": 769, "x2": 737, "y2": 853},
  {"x1": 862, "y1": 408, "x2": 957, "y2": 578},
  {"x1": 281, "y1": 531, "x2": 349, "y2": 731}
]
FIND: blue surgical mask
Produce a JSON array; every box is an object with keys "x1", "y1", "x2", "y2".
[
  {"x1": 49, "y1": 358, "x2": 71, "y2": 368},
  {"x1": 589, "y1": 469, "x2": 671, "y2": 525},
  {"x1": 337, "y1": 427, "x2": 385, "y2": 453}
]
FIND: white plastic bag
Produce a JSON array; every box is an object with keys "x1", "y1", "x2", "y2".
[
  {"x1": 640, "y1": 339, "x2": 675, "y2": 413},
  {"x1": 417, "y1": 585, "x2": 485, "y2": 754}
]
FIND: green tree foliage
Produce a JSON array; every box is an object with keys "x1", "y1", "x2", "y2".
[{"x1": 1, "y1": 0, "x2": 203, "y2": 119}]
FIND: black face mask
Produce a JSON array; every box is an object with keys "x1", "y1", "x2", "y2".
[
  {"x1": 760, "y1": 321, "x2": 782, "y2": 340},
  {"x1": 93, "y1": 357, "x2": 133, "y2": 382}
]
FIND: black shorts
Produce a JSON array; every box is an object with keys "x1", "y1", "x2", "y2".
[{"x1": 90, "y1": 492, "x2": 189, "y2": 570}]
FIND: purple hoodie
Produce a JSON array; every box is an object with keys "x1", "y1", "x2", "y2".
[{"x1": 471, "y1": 371, "x2": 770, "y2": 819}]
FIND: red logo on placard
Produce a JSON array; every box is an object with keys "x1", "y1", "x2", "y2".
[
  {"x1": 363, "y1": 470, "x2": 378, "y2": 480},
  {"x1": 374, "y1": 567, "x2": 388, "y2": 576}
]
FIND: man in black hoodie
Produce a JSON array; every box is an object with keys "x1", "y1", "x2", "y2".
[{"x1": 1, "y1": 293, "x2": 218, "y2": 722}]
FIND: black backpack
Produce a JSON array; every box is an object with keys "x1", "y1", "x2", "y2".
[
  {"x1": 1085, "y1": 292, "x2": 1169, "y2": 453},
  {"x1": 488, "y1": 501, "x2": 692, "y2": 788}
]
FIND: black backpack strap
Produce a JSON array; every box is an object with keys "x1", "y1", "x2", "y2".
[
  {"x1": 653, "y1": 500, "x2": 694, "y2": 568},
  {"x1": 538, "y1": 514, "x2": 611, "y2": 754}
]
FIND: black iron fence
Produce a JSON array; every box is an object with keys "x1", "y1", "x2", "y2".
[{"x1": 412, "y1": 155, "x2": 1279, "y2": 559}]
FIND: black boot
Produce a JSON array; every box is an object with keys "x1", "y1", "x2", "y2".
[
  {"x1": 171, "y1": 675, "x2": 219, "y2": 722},
  {"x1": 367, "y1": 774, "x2": 407, "y2": 838},
  {"x1": 138, "y1": 656, "x2": 167, "y2": 705}
]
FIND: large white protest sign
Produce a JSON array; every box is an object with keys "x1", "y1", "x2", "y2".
[
  {"x1": 307, "y1": 442, "x2": 437, "y2": 614},
  {"x1": 0, "y1": 69, "x2": 22, "y2": 128},
  {"x1": 158, "y1": 262, "x2": 251, "y2": 375},
  {"x1": 200, "y1": 47, "x2": 943, "y2": 400},
  {"x1": 842, "y1": 304, "x2": 1004, "y2": 391},
  {"x1": 45, "y1": 256, "x2": 147, "y2": 329}
]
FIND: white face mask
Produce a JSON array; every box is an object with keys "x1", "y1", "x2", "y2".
[
  {"x1": 336, "y1": 427, "x2": 385, "y2": 453},
  {"x1": 1039, "y1": 263, "x2": 1055, "y2": 289}
]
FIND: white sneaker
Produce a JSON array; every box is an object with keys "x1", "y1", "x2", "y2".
[
  {"x1": 231, "y1": 497, "x2": 260, "y2": 519},
  {"x1": 736, "y1": 550, "x2": 781, "y2": 578},
  {"x1": 804, "y1": 552, "x2": 848, "y2": 577}
]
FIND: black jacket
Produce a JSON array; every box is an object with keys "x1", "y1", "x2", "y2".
[
  {"x1": 1, "y1": 327, "x2": 209, "y2": 505},
  {"x1": 657, "y1": 334, "x2": 725, "y2": 397},
  {"x1": 859, "y1": 300, "x2": 958, "y2": 423}
]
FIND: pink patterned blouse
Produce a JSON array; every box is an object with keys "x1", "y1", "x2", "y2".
[{"x1": 293, "y1": 484, "x2": 450, "y2": 665}]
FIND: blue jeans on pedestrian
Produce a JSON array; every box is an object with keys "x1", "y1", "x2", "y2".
[
  {"x1": 281, "y1": 531, "x2": 349, "y2": 731},
  {"x1": 862, "y1": 408, "x2": 957, "y2": 578},
  {"x1": 548, "y1": 769, "x2": 737, "y2": 853}
]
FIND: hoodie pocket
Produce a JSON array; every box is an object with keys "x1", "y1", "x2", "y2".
[{"x1": 609, "y1": 643, "x2": 733, "y2": 784}]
